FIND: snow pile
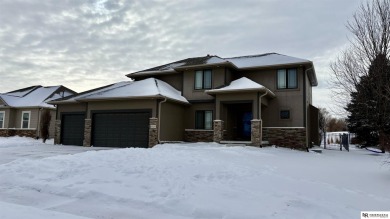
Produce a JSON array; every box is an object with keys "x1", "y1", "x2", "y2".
[{"x1": 0, "y1": 139, "x2": 389, "y2": 219}]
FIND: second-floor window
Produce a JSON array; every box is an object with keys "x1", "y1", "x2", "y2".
[
  {"x1": 195, "y1": 70, "x2": 212, "y2": 90},
  {"x1": 21, "y1": 111, "x2": 30, "y2": 129},
  {"x1": 277, "y1": 68, "x2": 298, "y2": 89}
]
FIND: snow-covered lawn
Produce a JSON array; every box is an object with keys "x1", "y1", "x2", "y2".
[{"x1": 0, "y1": 137, "x2": 389, "y2": 219}]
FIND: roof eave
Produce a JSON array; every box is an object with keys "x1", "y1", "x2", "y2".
[
  {"x1": 126, "y1": 70, "x2": 177, "y2": 78},
  {"x1": 173, "y1": 62, "x2": 234, "y2": 71},
  {"x1": 234, "y1": 61, "x2": 312, "y2": 71},
  {"x1": 206, "y1": 88, "x2": 276, "y2": 98},
  {"x1": 75, "y1": 95, "x2": 190, "y2": 105}
]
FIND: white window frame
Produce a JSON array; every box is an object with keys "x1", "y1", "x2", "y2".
[
  {"x1": 21, "y1": 111, "x2": 31, "y2": 129},
  {"x1": 0, "y1": 111, "x2": 4, "y2": 128}
]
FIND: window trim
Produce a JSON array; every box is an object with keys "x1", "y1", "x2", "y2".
[
  {"x1": 21, "y1": 111, "x2": 31, "y2": 129},
  {"x1": 194, "y1": 69, "x2": 213, "y2": 90},
  {"x1": 277, "y1": 68, "x2": 298, "y2": 89},
  {"x1": 195, "y1": 110, "x2": 213, "y2": 130},
  {"x1": 0, "y1": 111, "x2": 4, "y2": 128}
]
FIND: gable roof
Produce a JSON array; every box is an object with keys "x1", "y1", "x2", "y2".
[
  {"x1": 127, "y1": 53, "x2": 318, "y2": 86},
  {"x1": 50, "y1": 78, "x2": 189, "y2": 105},
  {"x1": 206, "y1": 77, "x2": 275, "y2": 98},
  {"x1": 0, "y1": 86, "x2": 76, "y2": 108}
]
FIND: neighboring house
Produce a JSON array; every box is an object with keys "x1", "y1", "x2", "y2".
[
  {"x1": 0, "y1": 85, "x2": 76, "y2": 138},
  {"x1": 51, "y1": 53, "x2": 319, "y2": 150}
]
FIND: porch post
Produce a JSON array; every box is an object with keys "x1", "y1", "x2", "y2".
[
  {"x1": 54, "y1": 120, "x2": 61, "y2": 145},
  {"x1": 251, "y1": 119, "x2": 262, "y2": 147},
  {"x1": 83, "y1": 119, "x2": 92, "y2": 147},
  {"x1": 213, "y1": 120, "x2": 224, "y2": 143}
]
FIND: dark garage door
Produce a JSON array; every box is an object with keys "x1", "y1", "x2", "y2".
[
  {"x1": 61, "y1": 113, "x2": 85, "y2": 146},
  {"x1": 92, "y1": 111, "x2": 150, "y2": 148}
]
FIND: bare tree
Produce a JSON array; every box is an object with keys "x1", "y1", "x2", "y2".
[
  {"x1": 319, "y1": 108, "x2": 330, "y2": 145},
  {"x1": 40, "y1": 109, "x2": 52, "y2": 143},
  {"x1": 330, "y1": 0, "x2": 390, "y2": 151}
]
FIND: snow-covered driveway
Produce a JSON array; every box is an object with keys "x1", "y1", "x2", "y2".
[
  {"x1": 0, "y1": 137, "x2": 112, "y2": 164},
  {"x1": 0, "y1": 137, "x2": 389, "y2": 219}
]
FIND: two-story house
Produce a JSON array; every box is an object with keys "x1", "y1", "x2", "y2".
[{"x1": 51, "y1": 53, "x2": 319, "y2": 150}]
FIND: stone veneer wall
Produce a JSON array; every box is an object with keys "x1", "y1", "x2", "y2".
[
  {"x1": 54, "y1": 120, "x2": 61, "y2": 144},
  {"x1": 149, "y1": 118, "x2": 158, "y2": 147},
  {"x1": 0, "y1": 129, "x2": 36, "y2": 138},
  {"x1": 213, "y1": 120, "x2": 224, "y2": 143},
  {"x1": 83, "y1": 119, "x2": 92, "y2": 147},
  {"x1": 263, "y1": 128, "x2": 307, "y2": 150},
  {"x1": 184, "y1": 130, "x2": 213, "y2": 142},
  {"x1": 251, "y1": 120, "x2": 262, "y2": 147}
]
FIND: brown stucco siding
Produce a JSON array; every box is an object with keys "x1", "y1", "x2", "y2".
[
  {"x1": 184, "y1": 102, "x2": 215, "y2": 129},
  {"x1": 182, "y1": 67, "x2": 225, "y2": 100},
  {"x1": 57, "y1": 103, "x2": 87, "y2": 119},
  {"x1": 160, "y1": 101, "x2": 186, "y2": 141},
  {"x1": 13, "y1": 108, "x2": 39, "y2": 130},
  {"x1": 86, "y1": 100, "x2": 157, "y2": 118},
  {"x1": 156, "y1": 74, "x2": 183, "y2": 91},
  {"x1": 234, "y1": 67, "x2": 305, "y2": 128}
]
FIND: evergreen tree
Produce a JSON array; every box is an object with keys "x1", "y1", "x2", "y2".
[{"x1": 346, "y1": 54, "x2": 390, "y2": 151}]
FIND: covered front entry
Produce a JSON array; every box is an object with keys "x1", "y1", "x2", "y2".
[
  {"x1": 205, "y1": 77, "x2": 276, "y2": 146},
  {"x1": 222, "y1": 102, "x2": 253, "y2": 141},
  {"x1": 92, "y1": 110, "x2": 151, "y2": 148}
]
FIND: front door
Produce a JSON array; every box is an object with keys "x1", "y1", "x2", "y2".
[{"x1": 241, "y1": 112, "x2": 252, "y2": 139}]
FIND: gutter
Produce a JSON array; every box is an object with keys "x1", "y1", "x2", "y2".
[{"x1": 157, "y1": 98, "x2": 167, "y2": 143}]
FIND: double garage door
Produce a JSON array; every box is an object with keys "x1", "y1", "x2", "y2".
[{"x1": 61, "y1": 111, "x2": 150, "y2": 148}]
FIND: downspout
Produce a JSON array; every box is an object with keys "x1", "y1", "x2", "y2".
[
  {"x1": 258, "y1": 90, "x2": 268, "y2": 120},
  {"x1": 304, "y1": 67, "x2": 313, "y2": 149},
  {"x1": 258, "y1": 90, "x2": 268, "y2": 146},
  {"x1": 158, "y1": 98, "x2": 167, "y2": 143}
]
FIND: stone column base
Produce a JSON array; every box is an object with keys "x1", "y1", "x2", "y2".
[
  {"x1": 83, "y1": 119, "x2": 92, "y2": 147},
  {"x1": 213, "y1": 120, "x2": 224, "y2": 143},
  {"x1": 54, "y1": 120, "x2": 61, "y2": 144},
  {"x1": 149, "y1": 117, "x2": 158, "y2": 147},
  {"x1": 251, "y1": 119, "x2": 262, "y2": 147}
]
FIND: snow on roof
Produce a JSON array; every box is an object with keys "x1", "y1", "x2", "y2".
[
  {"x1": 206, "y1": 77, "x2": 275, "y2": 97},
  {"x1": 129, "y1": 53, "x2": 312, "y2": 78},
  {"x1": 5, "y1": 86, "x2": 39, "y2": 97},
  {"x1": 52, "y1": 82, "x2": 131, "y2": 104},
  {"x1": 225, "y1": 53, "x2": 311, "y2": 69},
  {"x1": 0, "y1": 86, "x2": 73, "y2": 108},
  {"x1": 68, "y1": 78, "x2": 188, "y2": 104},
  {"x1": 129, "y1": 55, "x2": 229, "y2": 77}
]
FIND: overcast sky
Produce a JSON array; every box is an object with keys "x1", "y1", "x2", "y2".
[{"x1": 0, "y1": 0, "x2": 362, "y2": 115}]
